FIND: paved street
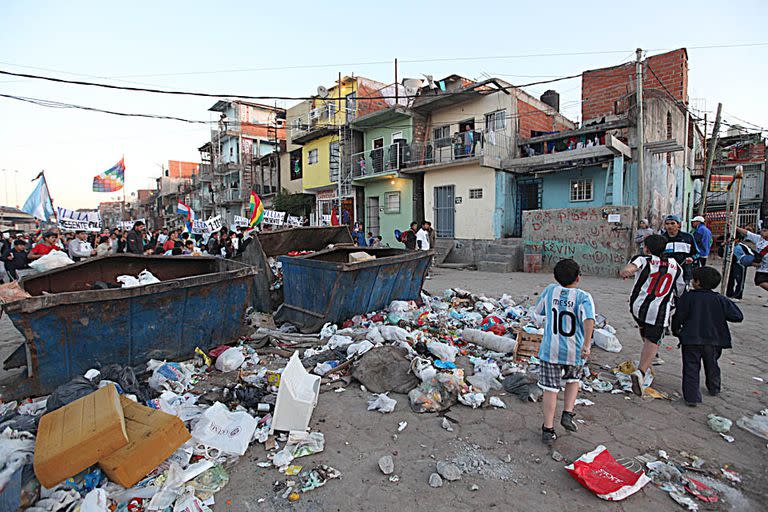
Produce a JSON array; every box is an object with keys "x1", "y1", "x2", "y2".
[{"x1": 2, "y1": 265, "x2": 766, "y2": 511}]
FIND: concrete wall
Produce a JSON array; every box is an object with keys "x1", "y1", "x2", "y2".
[
  {"x1": 302, "y1": 134, "x2": 335, "y2": 190},
  {"x1": 363, "y1": 176, "x2": 414, "y2": 246},
  {"x1": 540, "y1": 165, "x2": 607, "y2": 210},
  {"x1": 522, "y1": 205, "x2": 636, "y2": 276},
  {"x1": 423, "y1": 163, "x2": 497, "y2": 240}
]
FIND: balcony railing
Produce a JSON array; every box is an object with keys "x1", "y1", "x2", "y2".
[
  {"x1": 222, "y1": 188, "x2": 244, "y2": 203},
  {"x1": 290, "y1": 104, "x2": 341, "y2": 140},
  {"x1": 350, "y1": 130, "x2": 514, "y2": 177}
]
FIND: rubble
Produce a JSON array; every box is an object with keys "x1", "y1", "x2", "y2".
[
  {"x1": 436, "y1": 461, "x2": 462, "y2": 482},
  {"x1": 378, "y1": 455, "x2": 395, "y2": 475}
]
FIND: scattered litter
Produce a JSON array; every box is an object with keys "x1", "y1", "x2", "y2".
[
  {"x1": 566, "y1": 445, "x2": 650, "y2": 501},
  {"x1": 398, "y1": 421, "x2": 408, "y2": 432},
  {"x1": 378, "y1": 455, "x2": 395, "y2": 475},
  {"x1": 736, "y1": 410, "x2": 768, "y2": 441},
  {"x1": 575, "y1": 398, "x2": 595, "y2": 406},
  {"x1": 720, "y1": 468, "x2": 741, "y2": 483},
  {"x1": 367, "y1": 393, "x2": 397, "y2": 414},
  {"x1": 551, "y1": 451, "x2": 564, "y2": 462},
  {"x1": 720, "y1": 433, "x2": 735, "y2": 443},
  {"x1": 489, "y1": 396, "x2": 506, "y2": 409},
  {"x1": 441, "y1": 417, "x2": 454, "y2": 432},
  {"x1": 707, "y1": 414, "x2": 732, "y2": 434}
]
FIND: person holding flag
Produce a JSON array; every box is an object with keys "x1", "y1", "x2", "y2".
[{"x1": 177, "y1": 201, "x2": 196, "y2": 233}]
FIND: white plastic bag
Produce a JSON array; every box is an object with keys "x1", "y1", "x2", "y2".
[
  {"x1": 116, "y1": 275, "x2": 141, "y2": 288},
  {"x1": 214, "y1": 347, "x2": 246, "y2": 372},
  {"x1": 346, "y1": 340, "x2": 374, "y2": 358},
  {"x1": 427, "y1": 341, "x2": 459, "y2": 362},
  {"x1": 80, "y1": 489, "x2": 108, "y2": 512},
  {"x1": 28, "y1": 251, "x2": 74, "y2": 273},
  {"x1": 191, "y1": 402, "x2": 257, "y2": 456},
  {"x1": 458, "y1": 392, "x2": 485, "y2": 408},
  {"x1": 367, "y1": 393, "x2": 397, "y2": 413},
  {"x1": 388, "y1": 300, "x2": 414, "y2": 312},
  {"x1": 593, "y1": 329, "x2": 622, "y2": 353},
  {"x1": 138, "y1": 269, "x2": 160, "y2": 285},
  {"x1": 320, "y1": 323, "x2": 337, "y2": 339}
]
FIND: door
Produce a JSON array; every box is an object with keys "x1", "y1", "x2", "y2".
[
  {"x1": 434, "y1": 185, "x2": 455, "y2": 238},
  {"x1": 514, "y1": 178, "x2": 542, "y2": 237},
  {"x1": 367, "y1": 196, "x2": 380, "y2": 237},
  {"x1": 371, "y1": 138, "x2": 384, "y2": 173}
]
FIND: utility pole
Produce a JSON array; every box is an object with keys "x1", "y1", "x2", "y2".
[
  {"x1": 698, "y1": 103, "x2": 723, "y2": 215},
  {"x1": 698, "y1": 102, "x2": 723, "y2": 216},
  {"x1": 635, "y1": 49, "x2": 646, "y2": 222}
]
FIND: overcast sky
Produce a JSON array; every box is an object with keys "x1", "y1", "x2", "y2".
[{"x1": 1, "y1": 0, "x2": 766, "y2": 209}]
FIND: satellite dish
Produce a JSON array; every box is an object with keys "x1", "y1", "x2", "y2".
[
  {"x1": 317, "y1": 85, "x2": 329, "y2": 98},
  {"x1": 404, "y1": 86, "x2": 418, "y2": 96}
]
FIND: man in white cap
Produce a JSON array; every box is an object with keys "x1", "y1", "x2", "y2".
[{"x1": 691, "y1": 216, "x2": 712, "y2": 267}]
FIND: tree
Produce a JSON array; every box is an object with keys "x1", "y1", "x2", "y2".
[{"x1": 272, "y1": 189, "x2": 314, "y2": 217}]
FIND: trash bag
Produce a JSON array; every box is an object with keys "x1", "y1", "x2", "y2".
[
  {"x1": 191, "y1": 402, "x2": 258, "y2": 456},
  {"x1": 98, "y1": 364, "x2": 151, "y2": 403},
  {"x1": 351, "y1": 346, "x2": 419, "y2": 394},
  {"x1": 427, "y1": 341, "x2": 458, "y2": 362},
  {"x1": 502, "y1": 373, "x2": 542, "y2": 402},
  {"x1": 593, "y1": 329, "x2": 622, "y2": 353},
  {"x1": 215, "y1": 347, "x2": 246, "y2": 372},
  {"x1": 566, "y1": 445, "x2": 651, "y2": 501},
  {"x1": 28, "y1": 251, "x2": 74, "y2": 273},
  {"x1": 737, "y1": 411, "x2": 768, "y2": 440},
  {"x1": 408, "y1": 381, "x2": 457, "y2": 413},
  {"x1": 707, "y1": 414, "x2": 732, "y2": 433},
  {"x1": 46, "y1": 376, "x2": 98, "y2": 412},
  {"x1": 0, "y1": 412, "x2": 39, "y2": 433}
]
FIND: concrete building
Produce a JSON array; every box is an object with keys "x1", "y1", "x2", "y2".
[
  {"x1": 195, "y1": 100, "x2": 286, "y2": 224},
  {"x1": 291, "y1": 76, "x2": 403, "y2": 225}
]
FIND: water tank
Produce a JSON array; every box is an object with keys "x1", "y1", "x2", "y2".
[{"x1": 540, "y1": 90, "x2": 560, "y2": 112}]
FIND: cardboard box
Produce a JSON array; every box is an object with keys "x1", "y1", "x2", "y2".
[
  {"x1": 349, "y1": 251, "x2": 376, "y2": 263},
  {"x1": 99, "y1": 396, "x2": 191, "y2": 487},
  {"x1": 34, "y1": 384, "x2": 128, "y2": 488}
]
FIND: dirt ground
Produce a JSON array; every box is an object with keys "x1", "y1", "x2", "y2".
[{"x1": 2, "y1": 265, "x2": 767, "y2": 511}]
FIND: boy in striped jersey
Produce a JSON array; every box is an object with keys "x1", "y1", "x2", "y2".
[
  {"x1": 534, "y1": 259, "x2": 596, "y2": 445},
  {"x1": 620, "y1": 234, "x2": 686, "y2": 396}
]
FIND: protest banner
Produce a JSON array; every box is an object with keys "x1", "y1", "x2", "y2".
[
  {"x1": 117, "y1": 218, "x2": 144, "y2": 230},
  {"x1": 233, "y1": 215, "x2": 250, "y2": 228},
  {"x1": 286, "y1": 215, "x2": 303, "y2": 227},
  {"x1": 57, "y1": 207, "x2": 102, "y2": 232},
  {"x1": 262, "y1": 209, "x2": 286, "y2": 226},
  {"x1": 192, "y1": 215, "x2": 223, "y2": 235}
]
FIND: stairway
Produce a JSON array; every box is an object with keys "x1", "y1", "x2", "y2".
[{"x1": 477, "y1": 239, "x2": 524, "y2": 273}]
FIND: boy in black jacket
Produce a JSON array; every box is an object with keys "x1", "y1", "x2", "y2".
[{"x1": 672, "y1": 266, "x2": 743, "y2": 406}]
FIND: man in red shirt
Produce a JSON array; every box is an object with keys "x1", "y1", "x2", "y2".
[{"x1": 28, "y1": 232, "x2": 62, "y2": 261}]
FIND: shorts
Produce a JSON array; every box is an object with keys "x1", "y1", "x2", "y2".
[
  {"x1": 636, "y1": 321, "x2": 665, "y2": 344},
  {"x1": 755, "y1": 272, "x2": 768, "y2": 286},
  {"x1": 537, "y1": 361, "x2": 582, "y2": 392}
]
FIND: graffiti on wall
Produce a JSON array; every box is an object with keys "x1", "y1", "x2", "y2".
[{"x1": 523, "y1": 206, "x2": 636, "y2": 276}]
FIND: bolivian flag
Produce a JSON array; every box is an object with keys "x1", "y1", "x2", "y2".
[{"x1": 249, "y1": 190, "x2": 264, "y2": 227}]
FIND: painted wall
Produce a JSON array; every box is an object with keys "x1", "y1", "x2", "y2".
[
  {"x1": 523, "y1": 205, "x2": 636, "y2": 276},
  {"x1": 423, "y1": 163, "x2": 497, "y2": 240},
  {"x1": 363, "y1": 177, "x2": 414, "y2": 246},
  {"x1": 540, "y1": 166, "x2": 607, "y2": 210},
  {"x1": 301, "y1": 134, "x2": 335, "y2": 190},
  {"x1": 364, "y1": 123, "x2": 413, "y2": 150}
]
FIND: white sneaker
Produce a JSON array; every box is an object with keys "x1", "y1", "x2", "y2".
[
  {"x1": 643, "y1": 369, "x2": 654, "y2": 389},
  {"x1": 731, "y1": 298, "x2": 741, "y2": 303}
]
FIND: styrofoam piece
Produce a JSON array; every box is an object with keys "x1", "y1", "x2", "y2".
[{"x1": 270, "y1": 352, "x2": 321, "y2": 433}]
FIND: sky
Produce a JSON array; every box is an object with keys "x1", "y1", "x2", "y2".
[{"x1": 1, "y1": 0, "x2": 766, "y2": 210}]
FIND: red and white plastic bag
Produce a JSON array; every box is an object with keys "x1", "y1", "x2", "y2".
[{"x1": 565, "y1": 445, "x2": 650, "y2": 501}]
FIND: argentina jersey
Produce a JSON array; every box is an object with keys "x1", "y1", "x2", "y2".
[{"x1": 534, "y1": 284, "x2": 596, "y2": 366}]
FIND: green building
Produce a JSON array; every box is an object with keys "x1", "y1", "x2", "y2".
[{"x1": 350, "y1": 107, "x2": 416, "y2": 247}]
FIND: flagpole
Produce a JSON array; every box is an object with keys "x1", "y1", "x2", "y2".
[{"x1": 42, "y1": 171, "x2": 56, "y2": 220}]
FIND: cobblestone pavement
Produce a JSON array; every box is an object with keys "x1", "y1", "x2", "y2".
[{"x1": 2, "y1": 266, "x2": 766, "y2": 511}]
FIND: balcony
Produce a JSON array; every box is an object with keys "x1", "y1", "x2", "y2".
[
  {"x1": 504, "y1": 134, "x2": 632, "y2": 172},
  {"x1": 351, "y1": 143, "x2": 404, "y2": 179},
  {"x1": 221, "y1": 188, "x2": 244, "y2": 204},
  {"x1": 290, "y1": 104, "x2": 345, "y2": 145}
]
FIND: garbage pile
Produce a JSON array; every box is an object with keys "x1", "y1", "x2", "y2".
[
  {"x1": 298, "y1": 288, "x2": 624, "y2": 414},
  {"x1": 0, "y1": 340, "x2": 335, "y2": 510}
]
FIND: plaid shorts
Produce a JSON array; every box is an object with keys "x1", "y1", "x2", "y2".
[{"x1": 537, "y1": 361, "x2": 582, "y2": 392}]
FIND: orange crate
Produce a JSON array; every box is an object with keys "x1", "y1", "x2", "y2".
[{"x1": 513, "y1": 330, "x2": 542, "y2": 359}]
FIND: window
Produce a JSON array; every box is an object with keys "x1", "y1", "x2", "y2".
[
  {"x1": 329, "y1": 141, "x2": 340, "y2": 181},
  {"x1": 484, "y1": 110, "x2": 506, "y2": 132},
  {"x1": 385, "y1": 191, "x2": 401, "y2": 213},
  {"x1": 391, "y1": 131, "x2": 403, "y2": 143},
  {"x1": 290, "y1": 149, "x2": 303, "y2": 180},
  {"x1": 469, "y1": 188, "x2": 483, "y2": 199},
  {"x1": 308, "y1": 148, "x2": 319, "y2": 164},
  {"x1": 433, "y1": 125, "x2": 451, "y2": 148},
  {"x1": 570, "y1": 178, "x2": 593, "y2": 202}
]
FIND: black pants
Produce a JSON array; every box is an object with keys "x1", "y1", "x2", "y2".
[
  {"x1": 697, "y1": 257, "x2": 707, "y2": 267},
  {"x1": 726, "y1": 262, "x2": 746, "y2": 299},
  {"x1": 681, "y1": 345, "x2": 722, "y2": 403}
]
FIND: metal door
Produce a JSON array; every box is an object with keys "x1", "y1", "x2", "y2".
[
  {"x1": 434, "y1": 185, "x2": 455, "y2": 238},
  {"x1": 367, "y1": 196, "x2": 380, "y2": 237},
  {"x1": 514, "y1": 178, "x2": 542, "y2": 237}
]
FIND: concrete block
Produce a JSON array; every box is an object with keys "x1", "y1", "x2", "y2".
[{"x1": 477, "y1": 261, "x2": 513, "y2": 273}]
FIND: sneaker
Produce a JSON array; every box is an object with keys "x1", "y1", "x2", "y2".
[
  {"x1": 731, "y1": 298, "x2": 741, "y2": 303},
  {"x1": 560, "y1": 411, "x2": 578, "y2": 432},
  {"x1": 630, "y1": 370, "x2": 644, "y2": 396},
  {"x1": 763, "y1": 301, "x2": 768, "y2": 308},
  {"x1": 685, "y1": 401, "x2": 698, "y2": 407},
  {"x1": 541, "y1": 426, "x2": 557, "y2": 445},
  {"x1": 642, "y1": 369, "x2": 654, "y2": 389}
]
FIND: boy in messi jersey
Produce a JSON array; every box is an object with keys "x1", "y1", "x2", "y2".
[
  {"x1": 620, "y1": 234, "x2": 686, "y2": 396},
  {"x1": 534, "y1": 259, "x2": 595, "y2": 445}
]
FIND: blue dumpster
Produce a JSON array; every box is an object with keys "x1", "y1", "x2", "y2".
[
  {"x1": 1, "y1": 255, "x2": 259, "y2": 399},
  {"x1": 277, "y1": 247, "x2": 432, "y2": 332}
]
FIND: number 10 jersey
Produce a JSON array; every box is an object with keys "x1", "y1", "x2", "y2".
[
  {"x1": 629, "y1": 255, "x2": 686, "y2": 327},
  {"x1": 534, "y1": 284, "x2": 596, "y2": 366}
]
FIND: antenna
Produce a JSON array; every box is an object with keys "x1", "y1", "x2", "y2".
[{"x1": 317, "y1": 85, "x2": 329, "y2": 98}]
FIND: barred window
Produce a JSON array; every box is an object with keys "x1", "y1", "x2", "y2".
[
  {"x1": 570, "y1": 179, "x2": 593, "y2": 202},
  {"x1": 469, "y1": 188, "x2": 483, "y2": 199}
]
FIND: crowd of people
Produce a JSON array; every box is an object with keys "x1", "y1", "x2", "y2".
[{"x1": 0, "y1": 221, "x2": 262, "y2": 283}]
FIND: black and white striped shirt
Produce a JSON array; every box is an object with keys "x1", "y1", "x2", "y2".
[{"x1": 629, "y1": 255, "x2": 686, "y2": 326}]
